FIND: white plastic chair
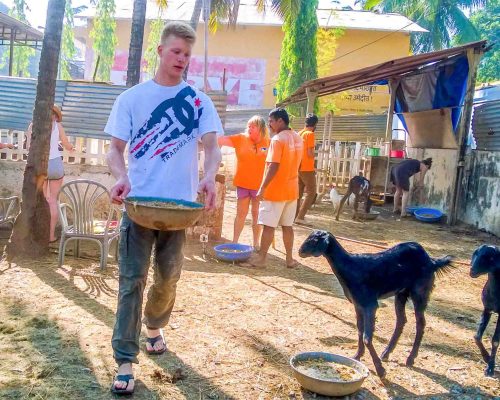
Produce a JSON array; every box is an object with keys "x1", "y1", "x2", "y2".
[
  {"x1": 58, "y1": 179, "x2": 121, "y2": 269},
  {"x1": 0, "y1": 196, "x2": 20, "y2": 229}
]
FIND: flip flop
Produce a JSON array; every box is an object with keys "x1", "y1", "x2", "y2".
[
  {"x1": 110, "y1": 374, "x2": 134, "y2": 395},
  {"x1": 146, "y1": 334, "x2": 167, "y2": 355}
]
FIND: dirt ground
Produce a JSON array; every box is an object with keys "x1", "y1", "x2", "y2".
[{"x1": 0, "y1": 191, "x2": 499, "y2": 400}]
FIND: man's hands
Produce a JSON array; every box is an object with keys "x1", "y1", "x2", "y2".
[
  {"x1": 110, "y1": 176, "x2": 131, "y2": 205},
  {"x1": 198, "y1": 176, "x2": 217, "y2": 210}
]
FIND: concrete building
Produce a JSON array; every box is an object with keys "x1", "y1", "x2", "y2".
[{"x1": 74, "y1": 0, "x2": 425, "y2": 112}]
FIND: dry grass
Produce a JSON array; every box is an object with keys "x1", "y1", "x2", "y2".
[{"x1": 0, "y1": 192, "x2": 499, "y2": 399}]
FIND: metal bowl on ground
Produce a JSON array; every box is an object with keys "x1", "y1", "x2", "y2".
[
  {"x1": 123, "y1": 197, "x2": 204, "y2": 231},
  {"x1": 414, "y1": 207, "x2": 443, "y2": 223},
  {"x1": 214, "y1": 243, "x2": 253, "y2": 262},
  {"x1": 369, "y1": 196, "x2": 385, "y2": 206},
  {"x1": 290, "y1": 352, "x2": 369, "y2": 397},
  {"x1": 355, "y1": 210, "x2": 380, "y2": 220}
]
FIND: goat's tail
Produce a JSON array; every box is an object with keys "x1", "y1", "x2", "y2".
[{"x1": 432, "y1": 255, "x2": 455, "y2": 277}]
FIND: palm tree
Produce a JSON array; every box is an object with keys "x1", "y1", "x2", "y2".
[
  {"x1": 360, "y1": 0, "x2": 485, "y2": 53},
  {"x1": 126, "y1": 0, "x2": 147, "y2": 86},
  {"x1": 6, "y1": 0, "x2": 66, "y2": 259},
  {"x1": 183, "y1": 0, "x2": 303, "y2": 78}
]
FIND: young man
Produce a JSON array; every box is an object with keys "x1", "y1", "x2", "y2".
[
  {"x1": 250, "y1": 108, "x2": 303, "y2": 269},
  {"x1": 391, "y1": 157, "x2": 432, "y2": 218},
  {"x1": 105, "y1": 21, "x2": 222, "y2": 395},
  {"x1": 295, "y1": 113, "x2": 318, "y2": 224}
]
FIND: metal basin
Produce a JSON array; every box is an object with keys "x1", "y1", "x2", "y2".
[
  {"x1": 290, "y1": 352, "x2": 369, "y2": 397},
  {"x1": 124, "y1": 197, "x2": 204, "y2": 231}
]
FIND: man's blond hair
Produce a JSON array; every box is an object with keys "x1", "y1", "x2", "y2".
[{"x1": 161, "y1": 21, "x2": 196, "y2": 44}]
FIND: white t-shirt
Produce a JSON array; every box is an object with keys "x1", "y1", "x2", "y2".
[{"x1": 105, "y1": 80, "x2": 223, "y2": 201}]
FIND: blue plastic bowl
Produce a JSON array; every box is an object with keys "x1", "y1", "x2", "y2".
[
  {"x1": 406, "y1": 206, "x2": 422, "y2": 215},
  {"x1": 414, "y1": 208, "x2": 443, "y2": 223},
  {"x1": 214, "y1": 243, "x2": 253, "y2": 262}
]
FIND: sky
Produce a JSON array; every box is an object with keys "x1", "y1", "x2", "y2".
[{"x1": 2, "y1": 0, "x2": 361, "y2": 30}]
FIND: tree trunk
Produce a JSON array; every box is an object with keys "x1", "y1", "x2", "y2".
[
  {"x1": 183, "y1": 0, "x2": 203, "y2": 81},
  {"x1": 5, "y1": 0, "x2": 66, "y2": 260},
  {"x1": 126, "y1": 0, "x2": 147, "y2": 87}
]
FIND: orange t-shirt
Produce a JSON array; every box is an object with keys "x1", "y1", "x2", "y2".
[
  {"x1": 228, "y1": 133, "x2": 270, "y2": 190},
  {"x1": 263, "y1": 130, "x2": 303, "y2": 202},
  {"x1": 299, "y1": 128, "x2": 315, "y2": 172}
]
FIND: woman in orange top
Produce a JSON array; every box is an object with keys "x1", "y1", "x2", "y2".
[{"x1": 218, "y1": 116, "x2": 269, "y2": 248}]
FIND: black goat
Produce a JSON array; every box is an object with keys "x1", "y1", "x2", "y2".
[
  {"x1": 470, "y1": 244, "x2": 500, "y2": 377},
  {"x1": 299, "y1": 230, "x2": 453, "y2": 377},
  {"x1": 335, "y1": 175, "x2": 372, "y2": 221}
]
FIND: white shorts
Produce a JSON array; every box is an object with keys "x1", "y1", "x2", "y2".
[{"x1": 258, "y1": 200, "x2": 297, "y2": 228}]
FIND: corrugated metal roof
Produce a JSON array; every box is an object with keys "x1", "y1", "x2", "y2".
[
  {"x1": 75, "y1": 0, "x2": 425, "y2": 33},
  {"x1": 278, "y1": 40, "x2": 489, "y2": 106},
  {"x1": 291, "y1": 114, "x2": 387, "y2": 142},
  {"x1": 0, "y1": 11, "x2": 43, "y2": 44},
  {"x1": 0, "y1": 77, "x2": 227, "y2": 140},
  {"x1": 472, "y1": 99, "x2": 500, "y2": 151},
  {"x1": 0, "y1": 77, "x2": 126, "y2": 139}
]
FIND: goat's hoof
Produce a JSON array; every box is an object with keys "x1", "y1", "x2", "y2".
[
  {"x1": 381, "y1": 353, "x2": 389, "y2": 361},
  {"x1": 353, "y1": 353, "x2": 362, "y2": 361},
  {"x1": 485, "y1": 367, "x2": 495, "y2": 377},
  {"x1": 405, "y1": 357, "x2": 415, "y2": 367}
]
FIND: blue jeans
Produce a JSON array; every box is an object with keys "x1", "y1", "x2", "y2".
[{"x1": 112, "y1": 213, "x2": 186, "y2": 364}]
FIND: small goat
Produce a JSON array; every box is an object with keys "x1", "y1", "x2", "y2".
[
  {"x1": 470, "y1": 244, "x2": 500, "y2": 377},
  {"x1": 335, "y1": 175, "x2": 373, "y2": 221},
  {"x1": 329, "y1": 185, "x2": 355, "y2": 213},
  {"x1": 299, "y1": 230, "x2": 453, "y2": 377}
]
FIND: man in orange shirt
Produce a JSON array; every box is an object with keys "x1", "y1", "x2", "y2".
[
  {"x1": 296, "y1": 113, "x2": 318, "y2": 224},
  {"x1": 250, "y1": 108, "x2": 303, "y2": 269}
]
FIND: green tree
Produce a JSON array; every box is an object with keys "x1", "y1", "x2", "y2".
[
  {"x1": 0, "y1": 0, "x2": 35, "y2": 76},
  {"x1": 317, "y1": 27, "x2": 344, "y2": 114},
  {"x1": 144, "y1": 1, "x2": 167, "y2": 78},
  {"x1": 470, "y1": 0, "x2": 499, "y2": 82},
  {"x1": 60, "y1": 0, "x2": 76, "y2": 79},
  {"x1": 126, "y1": 0, "x2": 147, "y2": 86},
  {"x1": 90, "y1": 0, "x2": 117, "y2": 81},
  {"x1": 361, "y1": 0, "x2": 485, "y2": 53},
  {"x1": 7, "y1": 0, "x2": 66, "y2": 259},
  {"x1": 277, "y1": 0, "x2": 319, "y2": 115}
]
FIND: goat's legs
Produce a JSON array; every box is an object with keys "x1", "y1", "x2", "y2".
[
  {"x1": 353, "y1": 306, "x2": 365, "y2": 360},
  {"x1": 474, "y1": 309, "x2": 492, "y2": 364},
  {"x1": 485, "y1": 317, "x2": 500, "y2": 377},
  {"x1": 406, "y1": 307, "x2": 426, "y2": 367},
  {"x1": 381, "y1": 291, "x2": 409, "y2": 361},
  {"x1": 335, "y1": 190, "x2": 353, "y2": 221},
  {"x1": 363, "y1": 306, "x2": 386, "y2": 378},
  {"x1": 352, "y1": 195, "x2": 360, "y2": 219}
]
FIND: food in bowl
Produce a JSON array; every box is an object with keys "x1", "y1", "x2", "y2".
[
  {"x1": 295, "y1": 358, "x2": 362, "y2": 382},
  {"x1": 219, "y1": 248, "x2": 247, "y2": 253},
  {"x1": 130, "y1": 200, "x2": 194, "y2": 210}
]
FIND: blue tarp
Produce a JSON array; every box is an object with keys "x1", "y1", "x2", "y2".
[{"x1": 374, "y1": 55, "x2": 470, "y2": 134}]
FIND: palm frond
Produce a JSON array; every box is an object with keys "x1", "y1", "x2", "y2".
[
  {"x1": 446, "y1": 5, "x2": 480, "y2": 44},
  {"x1": 361, "y1": 0, "x2": 383, "y2": 10},
  {"x1": 155, "y1": 0, "x2": 168, "y2": 10},
  {"x1": 254, "y1": 0, "x2": 302, "y2": 20}
]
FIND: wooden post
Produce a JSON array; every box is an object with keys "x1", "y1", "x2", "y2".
[
  {"x1": 448, "y1": 48, "x2": 483, "y2": 225},
  {"x1": 383, "y1": 79, "x2": 398, "y2": 200},
  {"x1": 8, "y1": 28, "x2": 15, "y2": 76},
  {"x1": 306, "y1": 87, "x2": 318, "y2": 114}
]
